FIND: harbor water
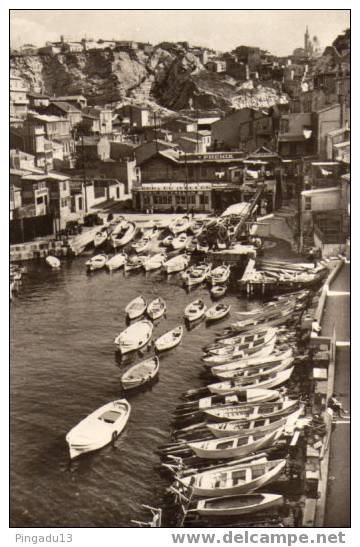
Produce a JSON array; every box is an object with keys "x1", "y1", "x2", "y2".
[{"x1": 11, "y1": 256, "x2": 259, "y2": 527}]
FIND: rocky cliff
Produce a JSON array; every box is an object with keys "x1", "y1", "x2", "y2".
[{"x1": 10, "y1": 45, "x2": 287, "y2": 113}]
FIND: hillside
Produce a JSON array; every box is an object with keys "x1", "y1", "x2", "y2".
[{"x1": 10, "y1": 45, "x2": 287, "y2": 113}]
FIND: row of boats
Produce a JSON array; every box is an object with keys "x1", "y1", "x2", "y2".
[{"x1": 156, "y1": 290, "x2": 311, "y2": 523}]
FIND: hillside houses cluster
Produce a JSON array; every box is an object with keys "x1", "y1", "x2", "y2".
[{"x1": 10, "y1": 29, "x2": 350, "y2": 254}]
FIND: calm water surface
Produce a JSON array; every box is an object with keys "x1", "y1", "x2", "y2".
[{"x1": 10, "y1": 256, "x2": 257, "y2": 527}]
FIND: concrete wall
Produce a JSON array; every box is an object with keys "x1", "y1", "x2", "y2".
[{"x1": 301, "y1": 187, "x2": 340, "y2": 223}]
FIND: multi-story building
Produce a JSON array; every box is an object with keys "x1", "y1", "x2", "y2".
[
  {"x1": 10, "y1": 75, "x2": 29, "y2": 121},
  {"x1": 46, "y1": 101, "x2": 83, "y2": 128},
  {"x1": 211, "y1": 108, "x2": 273, "y2": 151},
  {"x1": 82, "y1": 107, "x2": 113, "y2": 135}
]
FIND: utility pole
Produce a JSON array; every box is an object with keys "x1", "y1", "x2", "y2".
[
  {"x1": 183, "y1": 151, "x2": 189, "y2": 214},
  {"x1": 153, "y1": 111, "x2": 159, "y2": 153},
  {"x1": 81, "y1": 134, "x2": 88, "y2": 214}
]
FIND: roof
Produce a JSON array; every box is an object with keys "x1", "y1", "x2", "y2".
[
  {"x1": 27, "y1": 92, "x2": 50, "y2": 99},
  {"x1": 333, "y1": 141, "x2": 350, "y2": 149},
  {"x1": 29, "y1": 112, "x2": 67, "y2": 123},
  {"x1": 327, "y1": 127, "x2": 350, "y2": 137},
  {"x1": 302, "y1": 187, "x2": 340, "y2": 196},
  {"x1": 134, "y1": 182, "x2": 238, "y2": 191},
  {"x1": 50, "y1": 101, "x2": 81, "y2": 113},
  {"x1": 22, "y1": 172, "x2": 69, "y2": 182},
  {"x1": 56, "y1": 95, "x2": 86, "y2": 101}
]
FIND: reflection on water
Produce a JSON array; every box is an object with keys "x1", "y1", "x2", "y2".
[{"x1": 10, "y1": 257, "x2": 255, "y2": 527}]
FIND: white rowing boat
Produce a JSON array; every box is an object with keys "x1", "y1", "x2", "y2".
[
  {"x1": 184, "y1": 299, "x2": 207, "y2": 322},
  {"x1": 143, "y1": 253, "x2": 167, "y2": 272},
  {"x1": 180, "y1": 459, "x2": 286, "y2": 497},
  {"x1": 213, "y1": 356, "x2": 294, "y2": 380},
  {"x1": 66, "y1": 399, "x2": 131, "y2": 459},
  {"x1": 124, "y1": 255, "x2": 148, "y2": 272},
  {"x1": 115, "y1": 320, "x2": 153, "y2": 354},
  {"x1": 86, "y1": 253, "x2": 108, "y2": 272},
  {"x1": 207, "y1": 407, "x2": 303, "y2": 438},
  {"x1": 155, "y1": 326, "x2": 183, "y2": 352},
  {"x1": 163, "y1": 254, "x2": 190, "y2": 274},
  {"x1": 110, "y1": 221, "x2": 137, "y2": 248},
  {"x1": 202, "y1": 336, "x2": 276, "y2": 366},
  {"x1": 121, "y1": 357, "x2": 159, "y2": 390},
  {"x1": 207, "y1": 367, "x2": 294, "y2": 395},
  {"x1": 131, "y1": 236, "x2": 152, "y2": 254},
  {"x1": 206, "y1": 328, "x2": 276, "y2": 355},
  {"x1": 147, "y1": 297, "x2": 166, "y2": 320},
  {"x1": 106, "y1": 252, "x2": 127, "y2": 271},
  {"x1": 205, "y1": 303, "x2": 231, "y2": 322},
  {"x1": 189, "y1": 493, "x2": 284, "y2": 516},
  {"x1": 183, "y1": 262, "x2": 212, "y2": 287},
  {"x1": 172, "y1": 233, "x2": 188, "y2": 251},
  {"x1": 209, "y1": 264, "x2": 231, "y2": 286},
  {"x1": 125, "y1": 295, "x2": 147, "y2": 320},
  {"x1": 94, "y1": 225, "x2": 109, "y2": 248},
  {"x1": 188, "y1": 428, "x2": 281, "y2": 459},
  {"x1": 211, "y1": 285, "x2": 228, "y2": 298},
  {"x1": 45, "y1": 256, "x2": 60, "y2": 269},
  {"x1": 204, "y1": 398, "x2": 298, "y2": 421},
  {"x1": 210, "y1": 348, "x2": 293, "y2": 376},
  {"x1": 169, "y1": 215, "x2": 191, "y2": 235}
]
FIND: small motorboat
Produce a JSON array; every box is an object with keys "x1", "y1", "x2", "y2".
[
  {"x1": 169, "y1": 215, "x2": 191, "y2": 235},
  {"x1": 183, "y1": 262, "x2": 212, "y2": 287},
  {"x1": 94, "y1": 225, "x2": 109, "y2": 248},
  {"x1": 106, "y1": 252, "x2": 127, "y2": 271},
  {"x1": 143, "y1": 253, "x2": 167, "y2": 272},
  {"x1": 86, "y1": 254, "x2": 108, "y2": 272},
  {"x1": 205, "y1": 303, "x2": 231, "y2": 322},
  {"x1": 163, "y1": 254, "x2": 190, "y2": 274},
  {"x1": 180, "y1": 459, "x2": 286, "y2": 497},
  {"x1": 209, "y1": 264, "x2": 231, "y2": 286},
  {"x1": 121, "y1": 356, "x2": 159, "y2": 390},
  {"x1": 124, "y1": 255, "x2": 148, "y2": 273},
  {"x1": 155, "y1": 326, "x2": 183, "y2": 352},
  {"x1": 115, "y1": 320, "x2": 153, "y2": 355},
  {"x1": 172, "y1": 233, "x2": 188, "y2": 251},
  {"x1": 188, "y1": 428, "x2": 281, "y2": 459},
  {"x1": 184, "y1": 299, "x2": 207, "y2": 322},
  {"x1": 125, "y1": 295, "x2": 147, "y2": 320},
  {"x1": 175, "y1": 390, "x2": 280, "y2": 416},
  {"x1": 211, "y1": 285, "x2": 227, "y2": 299},
  {"x1": 45, "y1": 256, "x2": 60, "y2": 269},
  {"x1": 131, "y1": 236, "x2": 152, "y2": 254},
  {"x1": 147, "y1": 297, "x2": 166, "y2": 320},
  {"x1": 66, "y1": 399, "x2": 131, "y2": 459},
  {"x1": 189, "y1": 493, "x2": 284, "y2": 517}
]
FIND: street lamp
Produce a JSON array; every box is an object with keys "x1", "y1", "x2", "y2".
[{"x1": 297, "y1": 127, "x2": 313, "y2": 252}]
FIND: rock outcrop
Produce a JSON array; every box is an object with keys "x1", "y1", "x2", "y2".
[{"x1": 11, "y1": 45, "x2": 287, "y2": 112}]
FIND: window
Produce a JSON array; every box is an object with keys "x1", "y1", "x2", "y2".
[
  {"x1": 116, "y1": 187, "x2": 120, "y2": 199},
  {"x1": 63, "y1": 182, "x2": 67, "y2": 191},
  {"x1": 61, "y1": 197, "x2": 68, "y2": 208},
  {"x1": 304, "y1": 197, "x2": 312, "y2": 211},
  {"x1": 279, "y1": 119, "x2": 289, "y2": 134},
  {"x1": 36, "y1": 196, "x2": 44, "y2": 205}
]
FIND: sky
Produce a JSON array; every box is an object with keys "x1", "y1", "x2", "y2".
[{"x1": 10, "y1": 10, "x2": 350, "y2": 56}]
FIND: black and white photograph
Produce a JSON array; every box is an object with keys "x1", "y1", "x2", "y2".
[{"x1": 9, "y1": 8, "x2": 350, "y2": 532}]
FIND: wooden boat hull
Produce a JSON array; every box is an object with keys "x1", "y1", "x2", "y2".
[
  {"x1": 155, "y1": 326, "x2": 183, "y2": 352},
  {"x1": 205, "y1": 305, "x2": 231, "y2": 322},
  {"x1": 182, "y1": 459, "x2": 286, "y2": 497},
  {"x1": 210, "y1": 349, "x2": 293, "y2": 376},
  {"x1": 207, "y1": 367, "x2": 294, "y2": 395},
  {"x1": 188, "y1": 429, "x2": 279, "y2": 460},
  {"x1": 193, "y1": 493, "x2": 283, "y2": 516},
  {"x1": 66, "y1": 399, "x2": 131, "y2": 459},
  {"x1": 202, "y1": 337, "x2": 276, "y2": 366},
  {"x1": 204, "y1": 399, "x2": 298, "y2": 421},
  {"x1": 121, "y1": 357, "x2": 159, "y2": 390}
]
